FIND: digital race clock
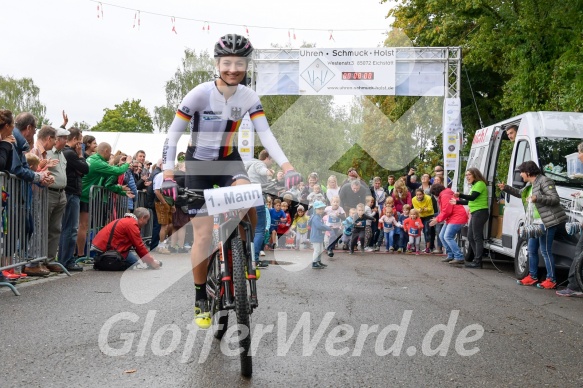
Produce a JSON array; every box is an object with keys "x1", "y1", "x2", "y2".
[{"x1": 341, "y1": 72, "x2": 375, "y2": 80}]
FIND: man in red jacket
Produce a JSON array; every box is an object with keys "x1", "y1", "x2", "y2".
[{"x1": 92, "y1": 207, "x2": 162, "y2": 270}]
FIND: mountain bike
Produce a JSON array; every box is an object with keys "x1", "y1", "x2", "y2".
[{"x1": 177, "y1": 186, "x2": 260, "y2": 377}]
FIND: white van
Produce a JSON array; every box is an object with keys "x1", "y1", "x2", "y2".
[{"x1": 462, "y1": 111, "x2": 583, "y2": 278}]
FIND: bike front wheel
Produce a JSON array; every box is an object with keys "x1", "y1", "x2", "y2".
[{"x1": 231, "y1": 237, "x2": 252, "y2": 377}]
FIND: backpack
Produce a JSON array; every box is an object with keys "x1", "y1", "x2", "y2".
[{"x1": 145, "y1": 168, "x2": 161, "y2": 209}]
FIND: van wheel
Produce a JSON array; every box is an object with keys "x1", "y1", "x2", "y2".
[
  {"x1": 514, "y1": 239, "x2": 529, "y2": 279},
  {"x1": 461, "y1": 237, "x2": 474, "y2": 262}
]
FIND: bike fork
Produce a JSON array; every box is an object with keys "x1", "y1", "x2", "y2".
[
  {"x1": 219, "y1": 240, "x2": 235, "y2": 309},
  {"x1": 240, "y1": 219, "x2": 259, "y2": 309}
]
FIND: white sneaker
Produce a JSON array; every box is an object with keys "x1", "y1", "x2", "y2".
[
  {"x1": 364, "y1": 247, "x2": 374, "y2": 252},
  {"x1": 156, "y1": 246, "x2": 171, "y2": 255},
  {"x1": 259, "y1": 251, "x2": 266, "y2": 256}
]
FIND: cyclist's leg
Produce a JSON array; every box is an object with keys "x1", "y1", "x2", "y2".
[
  {"x1": 191, "y1": 215, "x2": 214, "y2": 328},
  {"x1": 232, "y1": 178, "x2": 257, "y2": 241},
  {"x1": 191, "y1": 216, "x2": 214, "y2": 283}
]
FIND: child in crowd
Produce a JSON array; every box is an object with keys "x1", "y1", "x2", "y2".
[
  {"x1": 412, "y1": 188, "x2": 435, "y2": 253},
  {"x1": 365, "y1": 195, "x2": 380, "y2": 251},
  {"x1": 288, "y1": 183, "x2": 302, "y2": 201},
  {"x1": 372, "y1": 177, "x2": 386, "y2": 213},
  {"x1": 403, "y1": 208, "x2": 424, "y2": 254},
  {"x1": 277, "y1": 201, "x2": 292, "y2": 247},
  {"x1": 326, "y1": 175, "x2": 340, "y2": 204},
  {"x1": 263, "y1": 198, "x2": 271, "y2": 254},
  {"x1": 291, "y1": 205, "x2": 310, "y2": 250},
  {"x1": 307, "y1": 184, "x2": 326, "y2": 209},
  {"x1": 350, "y1": 203, "x2": 375, "y2": 254},
  {"x1": 378, "y1": 205, "x2": 401, "y2": 252},
  {"x1": 308, "y1": 201, "x2": 331, "y2": 269},
  {"x1": 396, "y1": 204, "x2": 411, "y2": 253},
  {"x1": 341, "y1": 208, "x2": 356, "y2": 250},
  {"x1": 25, "y1": 153, "x2": 40, "y2": 172},
  {"x1": 324, "y1": 195, "x2": 346, "y2": 257},
  {"x1": 269, "y1": 199, "x2": 286, "y2": 249},
  {"x1": 384, "y1": 196, "x2": 396, "y2": 211},
  {"x1": 377, "y1": 196, "x2": 397, "y2": 249}
]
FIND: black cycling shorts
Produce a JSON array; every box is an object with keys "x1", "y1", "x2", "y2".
[{"x1": 184, "y1": 146, "x2": 250, "y2": 216}]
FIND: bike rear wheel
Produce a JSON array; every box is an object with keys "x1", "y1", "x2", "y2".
[{"x1": 232, "y1": 237, "x2": 253, "y2": 377}]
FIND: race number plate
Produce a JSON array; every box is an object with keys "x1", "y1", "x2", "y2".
[{"x1": 204, "y1": 184, "x2": 264, "y2": 216}]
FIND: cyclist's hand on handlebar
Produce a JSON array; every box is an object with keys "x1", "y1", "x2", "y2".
[
  {"x1": 284, "y1": 170, "x2": 302, "y2": 190},
  {"x1": 161, "y1": 179, "x2": 179, "y2": 199}
]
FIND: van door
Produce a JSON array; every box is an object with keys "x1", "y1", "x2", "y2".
[
  {"x1": 501, "y1": 139, "x2": 532, "y2": 250},
  {"x1": 482, "y1": 127, "x2": 504, "y2": 242}
]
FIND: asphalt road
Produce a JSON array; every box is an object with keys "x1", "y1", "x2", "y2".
[{"x1": 1, "y1": 249, "x2": 583, "y2": 387}]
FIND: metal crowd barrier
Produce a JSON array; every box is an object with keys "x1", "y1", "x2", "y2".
[
  {"x1": 82, "y1": 186, "x2": 129, "y2": 261},
  {"x1": 134, "y1": 191, "x2": 153, "y2": 245},
  {"x1": 0, "y1": 172, "x2": 49, "y2": 296}
]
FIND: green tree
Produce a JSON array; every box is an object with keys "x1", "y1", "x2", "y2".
[
  {"x1": 0, "y1": 75, "x2": 48, "y2": 124},
  {"x1": 378, "y1": 0, "x2": 582, "y2": 185},
  {"x1": 71, "y1": 121, "x2": 91, "y2": 131},
  {"x1": 260, "y1": 95, "x2": 350, "y2": 179},
  {"x1": 154, "y1": 49, "x2": 215, "y2": 132},
  {"x1": 92, "y1": 99, "x2": 154, "y2": 132},
  {"x1": 385, "y1": 0, "x2": 583, "y2": 125}
]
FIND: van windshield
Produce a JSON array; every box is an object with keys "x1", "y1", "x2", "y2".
[{"x1": 536, "y1": 137, "x2": 583, "y2": 188}]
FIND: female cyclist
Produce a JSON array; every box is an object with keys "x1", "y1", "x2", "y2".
[{"x1": 161, "y1": 34, "x2": 300, "y2": 328}]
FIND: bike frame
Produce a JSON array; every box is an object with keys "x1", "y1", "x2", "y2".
[{"x1": 212, "y1": 210, "x2": 259, "y2": 311}]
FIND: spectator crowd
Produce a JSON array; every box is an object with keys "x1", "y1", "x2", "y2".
[
  {"x1": 0, "y1": 109, "x2": 174, "y2": 280},
  {"x1": 255, "y1": 164, "x2": 458, "y2": 267},
  {"x1": 2, "y1": 109, "x2": 582, "y2": 300}
]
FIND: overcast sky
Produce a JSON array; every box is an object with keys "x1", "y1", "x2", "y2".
[{"x1": 4, "y1": 0, "x2": 393, "y2": 127}]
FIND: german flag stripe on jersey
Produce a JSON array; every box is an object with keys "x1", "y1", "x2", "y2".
[
  {"x1": 222, "y1": 120, "x2": 241, "y2": 158},
  {"x1": 250, "y1": 110, "x2": 265, "y2": 120},
  {"x1": 176, "y1": 110, "x2": 193, "y2": 121}
]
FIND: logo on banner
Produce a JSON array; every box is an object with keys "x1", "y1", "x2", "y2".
[{"x1": 301, "y1": 58, "x2": 335, "y2": 92}]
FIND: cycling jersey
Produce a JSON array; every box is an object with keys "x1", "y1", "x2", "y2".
[{"x1": 162, "y1": 81, "x2": 288, "y2": 170}]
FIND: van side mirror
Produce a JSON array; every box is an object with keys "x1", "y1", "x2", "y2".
[{"x1": 512, "y1": 169, "x2": 525, "y2": 188}]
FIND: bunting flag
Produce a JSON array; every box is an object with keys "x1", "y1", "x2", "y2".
[
  {"x1": 87, "y1": 0, "x2": 387, "y2": 37},
  {"x1": 171, "y1": 16, "x2": 177, "y2": 34},
  {"x1": 96, "y1": 2, "x2": 103, "y2": 19},
  {"x1": 133, "y1": 11, "x2": 140, "y2": 29}
]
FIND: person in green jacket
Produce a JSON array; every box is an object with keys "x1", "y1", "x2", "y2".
[
  {"x1": 76, "y1": 142, "x2": 133, "y2": 257},
  {"x1": 453, "y1": 167, "x2": 489, "y2": 268}
]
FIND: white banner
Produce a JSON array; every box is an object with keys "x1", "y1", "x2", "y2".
[
  {"x1": 204, "y1": 184, "x2": 264, "y2": 216},
  {"x1": 298, "y1": 48, "x2": 396, "y2": 95},
  {"x1": 238, "y1": 113, "x2": 254, "y2": 161},
  {"x1": 443, "y1": 98, "x2": 463, "y2": 192}
]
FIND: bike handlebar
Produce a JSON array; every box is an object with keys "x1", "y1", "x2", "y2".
[
  {"x1": 177, "y1": 182, "x2": 286, "y2": 199},
  {"x1": 176, "y1": 182, "x2": 290, "y2": 207}
]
